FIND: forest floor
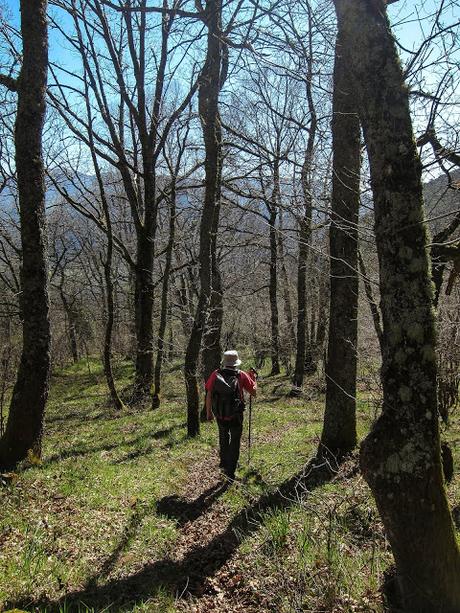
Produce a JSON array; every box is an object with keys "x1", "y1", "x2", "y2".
[{"x1": 0, "y1": 358, "x2": 459, "y2": 613}]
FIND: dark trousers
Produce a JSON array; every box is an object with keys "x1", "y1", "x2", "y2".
[{"x1": 217, "y1": 416, "x2": 243, "y2": 478}]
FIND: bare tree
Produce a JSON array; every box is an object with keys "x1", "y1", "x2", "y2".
[
  {"x1": 184, "y1": 0, "x2": 227, "y2": 436},
  {"x1": 319, "y1": 24, "x2": 360, "y2": 460},
  {"x1": 333, "y1": 0, "x2": 460, "y2": 609},
  {"x1": 49, "y1": 0, "x2": 198, "y2": 403},
  {"x1": 0, "y1": 0, "x2": 51, "y2": 469}
]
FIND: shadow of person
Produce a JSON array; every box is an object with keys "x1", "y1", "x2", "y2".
[
  {"x1": 10, "y1": 457, "x2": 334, "y2": 612},
  {"x1": 156, "y1": 481, "x2": 229, "y2": 526}
]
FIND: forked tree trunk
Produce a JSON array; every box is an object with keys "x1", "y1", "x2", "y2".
[
  {"x1": 320, "y1": 26, "x2": 360, "y2": 459},
  {"x1": 334, "y1": 1, "x2": 460, "y2": 609},
  {"x1": 0, "y1": 0, "x2": 51, "y2": 470}
]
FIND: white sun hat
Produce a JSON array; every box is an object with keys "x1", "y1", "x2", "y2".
[{"x1": 222, "y1": 350, "x2": 242, "y2": 368}]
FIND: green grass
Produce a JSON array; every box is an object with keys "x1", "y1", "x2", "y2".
[{"x1": 0, "y1": 357, "x2": 458, "y2": 612}]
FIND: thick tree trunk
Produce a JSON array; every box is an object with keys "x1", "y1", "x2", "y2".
[
  {"x1": 133, "y1": 230, "x2": 154, "y2": 401},
  {"x1": 334, "y1": 1, "x2": 460, "y2": 609},
  {"x1": 201, "y1": 268, "x2": 223, "y2": 381},
  {"x1": 184, "y1": 0, "x2": 224, "y2": 436},
  {"x1": 0, "y1": 0, "x2": 51, "y2": 470},
  {"x1": 320, "y1": 26, "x2": 360, "y2": 459}
]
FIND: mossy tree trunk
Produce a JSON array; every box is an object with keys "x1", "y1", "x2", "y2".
[
  {"x1": 0, "y1": 0, "x2": 51, "y2": 470},
  {"x1": 319, "y1": 25, "x2": 360, "y2": 459},
  {"x1": 333, "y1": 1, "x2": 460, "y2": 609}
]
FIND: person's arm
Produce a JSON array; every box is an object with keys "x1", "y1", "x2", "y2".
[
  {"x1": 205, "y1": 370, "x2": 216, "y2": 420},
  {"x1": 206, "y1": 389, "x2": 213, "y2": 420},
  {"x1": 242, "y1": 370, "x2": 257, "y2": 397}
]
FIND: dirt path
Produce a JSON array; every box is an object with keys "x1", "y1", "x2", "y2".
[
  {"x1": 154, "y1": 451, "x2": 331, "y2": 613},
  {"x1": 158, "y1": 453, "x2": 275, "y2": 612}
]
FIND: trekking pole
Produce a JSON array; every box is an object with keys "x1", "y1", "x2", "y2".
[
  {"x1": 248, "y1": 394, "x2": 253, "y2": 465},
  {"x1": 247, "y1": 367, "x2": 258, "y2": 465}
]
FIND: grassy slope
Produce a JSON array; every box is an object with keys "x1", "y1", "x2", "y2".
[{"x1": 0, "y1": 359, "x2": 458, "y2": 612}]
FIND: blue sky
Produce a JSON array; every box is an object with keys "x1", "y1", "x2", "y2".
[{"x1": 3, "y1": 0, "x2": 458, "y2": 64}]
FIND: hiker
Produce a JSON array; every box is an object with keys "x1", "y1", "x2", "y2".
[{"x1": 205, "y1": 350, "x2": 257, "y2": 480}]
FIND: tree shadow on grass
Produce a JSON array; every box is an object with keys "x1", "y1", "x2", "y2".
[
  {"x1": 43, "y1": 422, "x2": 186, "y2": 466},
  {"x1": 11, "y1": 457, "x2": 334, "y2": 612},
  {"x1": 111, "y1": 431, "x2": 189, "y2": 465}
]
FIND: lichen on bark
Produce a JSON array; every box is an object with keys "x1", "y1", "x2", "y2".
[{"x1": 332, "y1": 0, "x2": 460, "y2": 610}]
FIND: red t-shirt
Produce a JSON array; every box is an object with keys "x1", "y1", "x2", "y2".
[{"x1": 205, "y1": 369, "x2": 256, "y2": 398}]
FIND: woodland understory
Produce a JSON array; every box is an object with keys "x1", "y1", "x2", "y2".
[{"x1": 1, "y1": 0, "x2": 460, "y2": 611}]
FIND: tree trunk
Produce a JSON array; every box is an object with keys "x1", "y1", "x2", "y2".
[
  {"x1": 293, "y1": 10, "x2": 317, "y2": 391},
  {"x1": 0, "y1": 0, "x2": 51, "y2": 470},
  {"x1": 268, "y1": 206, "x2": 280, "y2": 376},
  {"x1": 175, "y1": 272, "x2": 192, "y2": 340},
  {"x1": 133, "y1": 230, "x2": 154, "y2": 402},
  {"x1": 202, "y1": 268, "x2": 223, "y2": 381},
  {"x1": 334, "y1": 1, "x2": 460, "y2": 609},
  {"x1": 84, "y1": 71, "x2": 126, "y2": 412},
  {"x1": 153, "y1": 183, "x2": 177, "y2": 409},
  {"x1": 277, "y1": 215, "x2": 296, "y2": 356},
  {"x1": 184, "y1": 0, "x2": 224, "y2": 436},
  {"x1": 292, "y1": 212, "x2": 309, "y2": 389},
  {"x1": 320, "y1": 25, "x2": 361, "y2": 459},
  {"x1": 59, "y1": 288, "x2": 79, "y2": 363},
  {"x1": 358, "y1": 249, "x2": 383, "y2": 352},
  {"x1": 268, "y1": 217, "x2": 281, "y2": 376},
  {"x1": 102, "y1": 223, "x2": 126, "y2": 412}
]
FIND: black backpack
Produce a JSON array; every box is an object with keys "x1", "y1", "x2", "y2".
[{"x1": 212, "y1": 368, "x2": 244, "y2": 420}]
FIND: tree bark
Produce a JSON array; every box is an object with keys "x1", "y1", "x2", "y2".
[
  {"x1": 292, "y1": 7, "x2": 317, "y2": 391},
  {"x1": 334, "y1": 1, "x2": 460, "y2": 609},
  {"x1": 152, "y1": 182, "x2": 177, "y2": 409},
  {"x1": 320, "y1": 25, "x2": 360, "y2": 459},
  {"x1": 184, "y1": 0, "x2": 224, "y2": 436},
  {"x1": 59, "y1": 287, "x2": 79, "y2": 363},
  {"x1": 0, "y1": 0, "x2": 51, "y2": 470},
  {"x1": 102, "y1": 213, "x2": 126, "y2": 412},
  {"x1": 277, "y1": 214, "x2": 296, "y2": 362},
  {"x1": 201, "y1": 268, "x2": 223, "y2": 381},
  {"x1": 133, "y1": 230, "x2": 155, "y2": 401},
  {"x1": 84, "y1": 73, "x2": 126, "y2": 412},
  {"x1": 268, "y1": 205, "x2": 281, "y2": 375},
  {"x1": 358, "y1": 249, "x2": 383, "y2": 352}
]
